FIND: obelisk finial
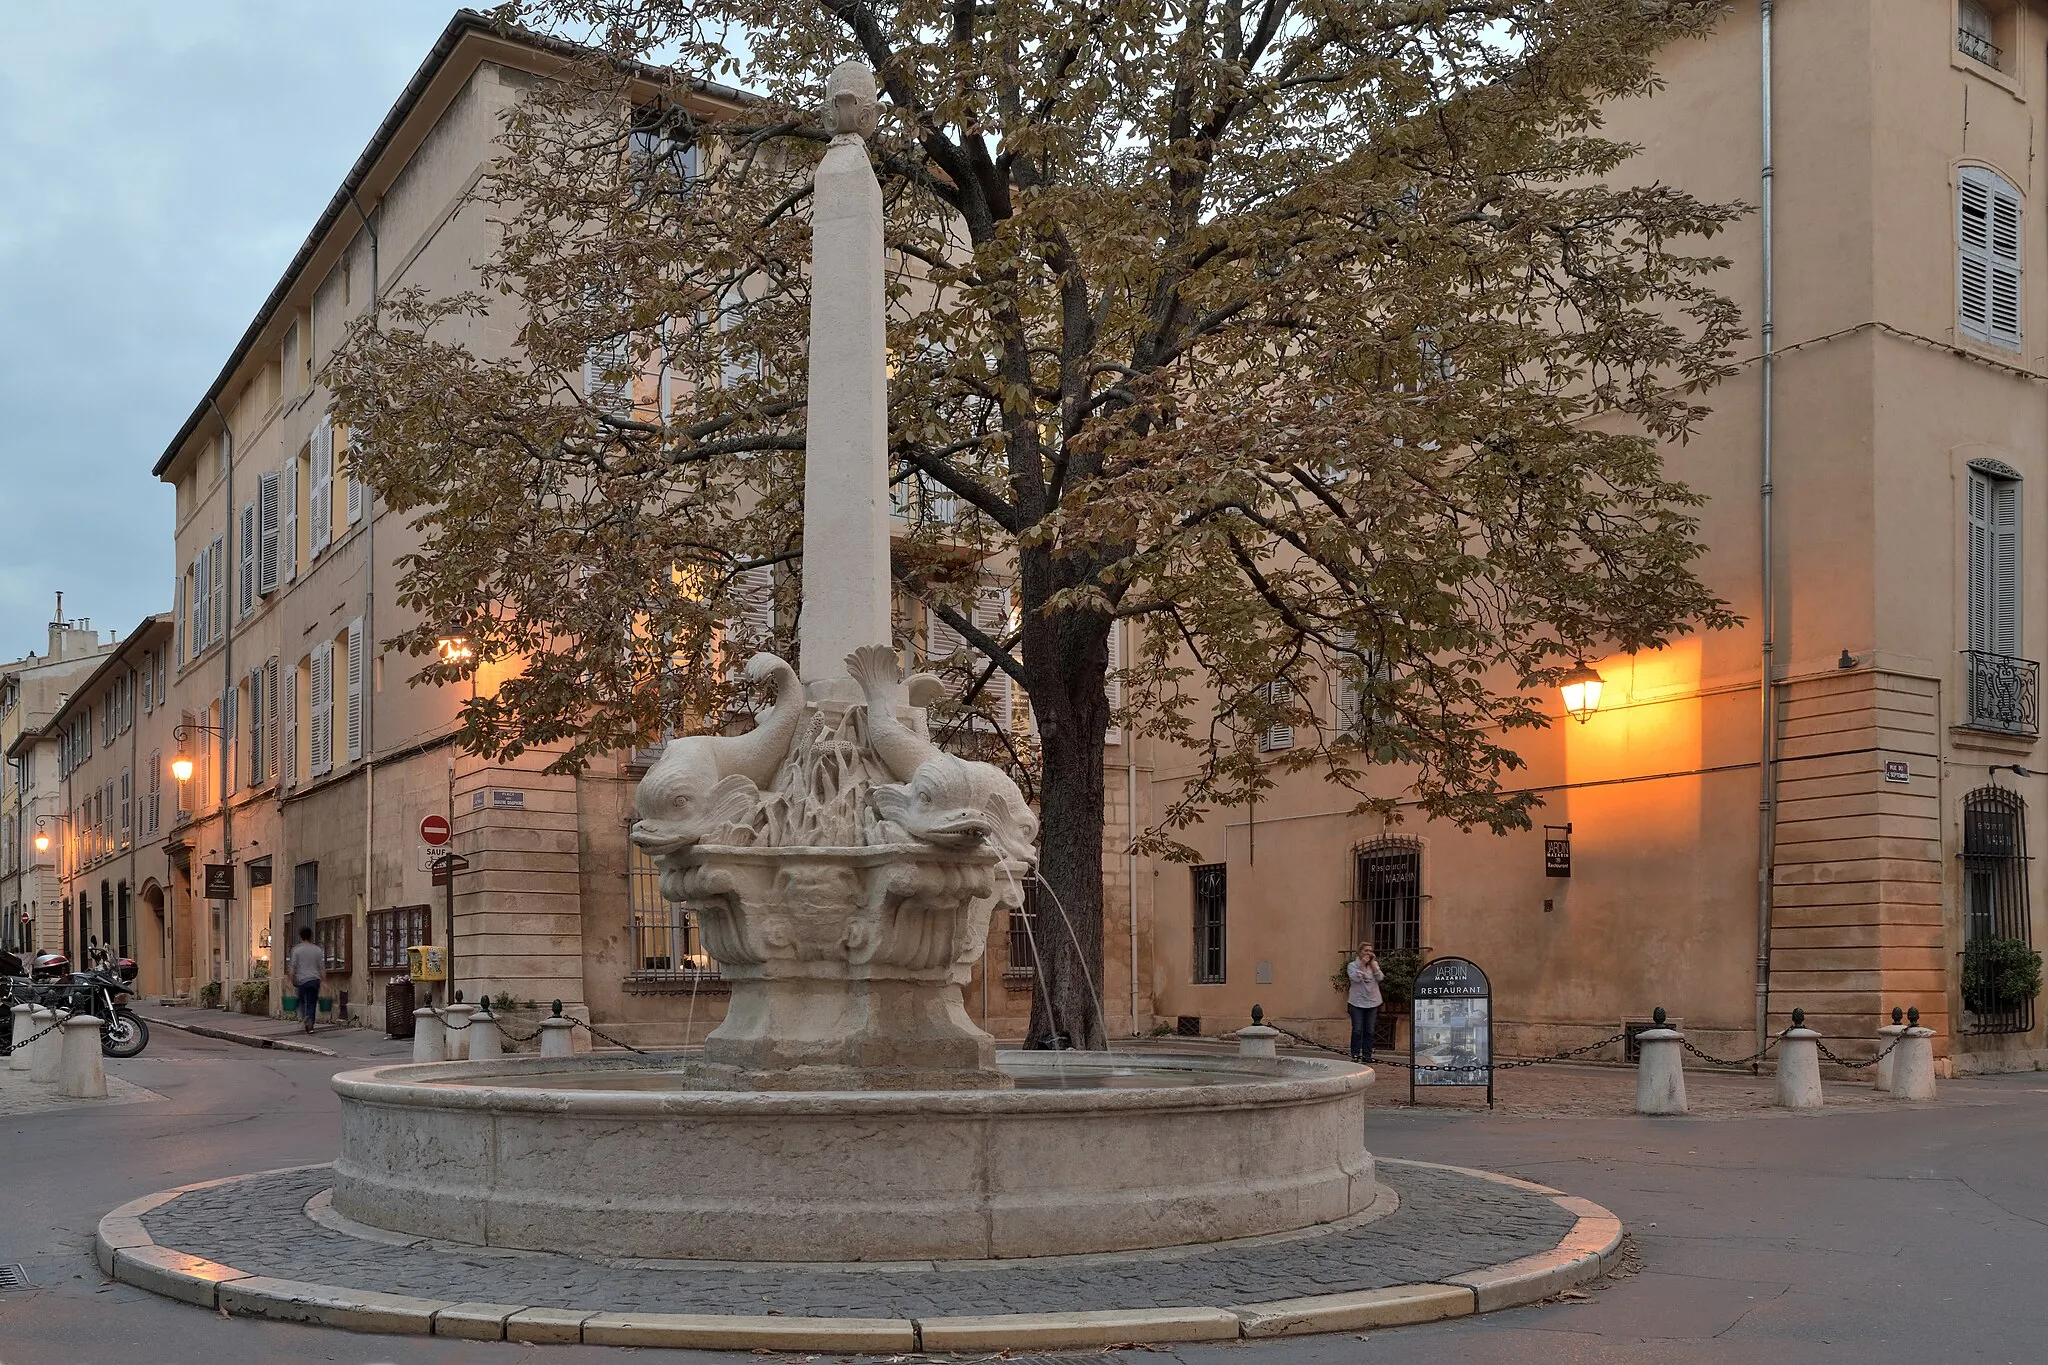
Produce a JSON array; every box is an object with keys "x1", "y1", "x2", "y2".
[{"x1": 796, "y1": 59, "x2": 895, "y2": 699}]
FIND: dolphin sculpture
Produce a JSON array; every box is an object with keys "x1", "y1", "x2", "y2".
[{"x1": 631, "y1": 652, "x2": 804, "y2": 854}]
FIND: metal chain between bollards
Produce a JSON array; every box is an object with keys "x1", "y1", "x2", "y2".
[
  {"x1": 425, "y1": 1004, "x2": 556, "y2": 1045},
  {"x1": 1267, "y1": 1021, "x2": 1629, "y2": 1072},
  {"x1": 0, "y1": 1011, "x2": 72, "y2": 1056},
  {"x1": 572, "y1": 1018, "x2": 652, "y2": 1055},
  {"x1": 1677, "y1": 1035, "x2": 1779, "y2": 1067},
  {"x1": 1814, "y1": 1033, "x2": 1905, "y2": 1071}
]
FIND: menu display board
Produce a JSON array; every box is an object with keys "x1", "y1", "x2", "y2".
[{"x1": 1409, "y1": 956, "x2": 1494, "y2": 1106}]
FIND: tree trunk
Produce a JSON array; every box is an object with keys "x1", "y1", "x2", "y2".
[{"x1": 1021, "y1": 580, "x2": 1112, "y2": 1050}]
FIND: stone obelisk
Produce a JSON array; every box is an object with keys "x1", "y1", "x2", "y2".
[{"x1": 797, "y1": 61, "x2": 896, "y2": 703}]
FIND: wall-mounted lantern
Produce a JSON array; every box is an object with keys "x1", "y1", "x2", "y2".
[{"x1": 1558, "y1": 663, "x2": 1605, "y2": 724}]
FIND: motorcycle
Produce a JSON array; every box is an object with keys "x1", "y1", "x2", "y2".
[{"x1": 0, "y1": 967, "x2": 149, "y2": 1058}]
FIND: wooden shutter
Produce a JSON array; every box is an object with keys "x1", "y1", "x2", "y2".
[
  {"x1": 257, "y1": 472, "x2": 280, "y2": 594},
  {"x1": 147, "y1": 754, "x2": 160, "y2": 835},
  {"x1": 280, "y1": 456, "x2": 300, "y2": 582},
  {"x1": 344, "y1": 427, "x2": 366, "y2": 525},
  {"x1": 239, "y1": 501, "x2": 256, "y2": 617},
  {"x1": 173, "y1": 573, "x2": 185, "y2": 664},
  {"x1": 1961, "y1": 168, "x2": 2023, "y2": 349},
  {"x1": 310, "y1": 415, "x2": 334, "y2": 557},
  {"x1": 247, "y1": 667, "x2": 264, "y2": 787},
  {"x1": 265, "y1": 656, "x2": 280, "y2": 781},
  {"x1": 1259, "y1": 680, "x2": 1294, "y2": 752},
  {"x1": 283, "y1": 659, "x2": 300, "y2": 787},
  {"x1": 345, "y1": 617, "x2": 365, "y2": 763},
  {"x1": 1104, "y1": 618, "x2": 1123, "y2": 744},
  {"x1": 1992, "y1": 476, "x2": 2022, "y2": 657},
  {"x1": 209, "y1": 536, "x2": 225, "y2": 644},
  {"x1": 585, "y1": 332, "x2": 634, "y2": 416},
  {"x1": 120, "y1": 769, "x2": 130, "y2": 837},
  {"x1": 972, "y1": 582, "x2": 1013, "y2": 723},
  {"x1": 309, "y1": 644, "x2": 333, "y2": 777}
]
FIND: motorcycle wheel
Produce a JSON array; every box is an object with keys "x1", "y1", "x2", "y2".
[{"x1": 101, "y1": 1012, "x2": 148, "y2": 1058}]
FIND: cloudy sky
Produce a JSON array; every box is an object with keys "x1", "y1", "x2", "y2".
[{"x1": 0, "y1": 2, "x2": 461, "y2": 660}]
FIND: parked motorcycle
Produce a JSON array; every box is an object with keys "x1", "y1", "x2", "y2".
[{"x1": 0, "y1": 968, "x2": 149, "y2": 1058}]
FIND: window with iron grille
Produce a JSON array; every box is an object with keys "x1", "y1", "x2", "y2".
[
  {"x1": 1006, "y1": 876, "x2": 1039, "y2": 977},
  {"x1": 313, "y1": 914, "x2": 352, "y2": 974},
  {"x1": 626, "y1": 844, "x2": 720, "y2": 980},
  {"x1": 1354, "y1": 840, "x2": 1423, "y2": 955},
  {"x1": 1192, "y1": 862, "x2": 1227, "y2": 983},
  {"x1": 1961, "y1": 785, "x2": 2036, "y2": 1034}
]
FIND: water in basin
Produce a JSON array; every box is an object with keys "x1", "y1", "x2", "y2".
[{"x1": 421, "y1": 1060, "x2": 1267, "y2": 1092}]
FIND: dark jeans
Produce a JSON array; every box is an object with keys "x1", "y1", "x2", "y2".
[
  {"x1": 1348, "y1": 1004, "x2": 1380, "y2": 1062},
  {"x1": 296, "y1": 980, "x2": 321, "y2": 1030}
]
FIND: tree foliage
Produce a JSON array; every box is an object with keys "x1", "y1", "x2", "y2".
[{"x1": 329, "y1": 0, "x2": 1743, "y2": 1047}]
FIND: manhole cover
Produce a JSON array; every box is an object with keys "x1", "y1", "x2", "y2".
[{"x1": 0, "y1": 1265, "x2": 28, "y2": 1291}]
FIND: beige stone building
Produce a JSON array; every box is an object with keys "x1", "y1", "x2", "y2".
[
  {"x1": 136, "y1": 11, "x2": 1149, "y2": 1044},
  {"x1": 1144, "y1": 0, "x2": 2048, "y2": 1073},
  {"x1": 0, "y1": 611, "x2": 115, "y2": 959}
]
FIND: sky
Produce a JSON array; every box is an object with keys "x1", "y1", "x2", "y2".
[{"x1": 0, "y1": 2, "x2": 464, "y2": 661}]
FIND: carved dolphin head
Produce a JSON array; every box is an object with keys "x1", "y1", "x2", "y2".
[{"x1": 870, "y1": 754, "x2": 997, "y2": 849}]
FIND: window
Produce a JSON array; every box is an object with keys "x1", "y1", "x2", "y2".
[
  {"x1": 344, "y1": 618, "x2": 365, "y2": 764},
  {"x1": 312, "y1": 914, "x2": 352, "y2": 974},
  {"x1": 1354, "y1": 839, "x2": 1424, "y2": 955},
  {"x1": 257, "y1": 472, "x2": 281, "y2": 595},
  {"x1": 238, "y1": 500, "x2": 256, "y2": 617},
  {"x1": 146, "y1": 754, "x2": 160, "y2": 835},
  {"x1": 1257, "y1": 679, "x2": 1294, "y2": 752},
  {"x1": 1959, "y1": 167, "x2": 2021, "y2": 350},
  {"x1": 291, "y1": 862, "x2": 318, "y2": 944},
  {"x1": 310, "y1": 415, "x2": 334, "y2": 558},
  {"x1": 1965, "y1": 464, "x2": 2036, "y2": 733},
  {"x1": 208, "y1": 534, "x2": 225, "y2": 645},
  {"x1": 308, "y1": 643, "x2": 334, "y2": 777},
  {"x1": 281, "y1": 453, "x2": 301, "y2": 584},
  {"x1": 247, "y1": 665, "x2": 266, "y2": 786},
  {"x1": 584, "y1": 330, "x2": 635, "y2": 417},
  {"x1": 1961, "y1": 786, "x2": 2034, "y2": 1034},
  {"x1": 1958, "y1": 1, "x2": 2002, "y2": 69},
  {"x1": 118, "y1": 769, "x2": 130, "y2": 840},
  {"x1": 1192, "y1": 862, "x2": 1227, "y2": 983},
  {"x1": 1006, "y1": 876, "x2": 1040, "y2": 977},
  {"x1": 625, "y1": 845, "x2": 720, "y2": 981},
  {"x1": 367, "y1": 904, "x2": 432, "y2": 973}
]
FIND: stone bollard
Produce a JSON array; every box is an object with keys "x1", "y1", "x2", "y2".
[
  {"x1": 442, "y1": 1001, "x2": 475, "y2": 1061},
  {"x1": 1237, "y1": 1004, "x2": 1281, "y2": 1059},
  {"x1": 29, "y1": 1007, "x2": 62, "y2": 1084},
  {"x1": 538, "y1": 1000, "x2": 575, "y2": 1059},
  {"x1": 1889, "y1": 1008, "x2": 1938, "y2": 1101},
  {"x1": 1773, "y1": 1009, "x2": 1823, "y2": 1110},
  {"x1": 412, "y1": 1007, "x2": 444, "y2": 1064},
  {"x1": 1874, "y1": 1006, "x2": 1906, "y2": 1093},
  {"x1": 8, "y1": 1002, "x2": 33, "y2": 1073},
  {"x1": 1634, "y1": 1007, "x2": 1688, "y2": 1115},
  {"x1": 467, "y1": 1007, "x2": 502, "y2": 1063},
  {"x1": 58, "y1": 1014, "x2": 107, "y2": 1099}
]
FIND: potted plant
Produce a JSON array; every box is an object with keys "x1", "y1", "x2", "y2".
[
  {"x1": 198, "y1": 980, "x2": 222, "y2": 1009},
  {"x1": 1962, "y1": 935, "x2": 2043, "y2": 1015},
  {"x1": 233, "y1": 980, "x2": 268, "y2": 1015}
]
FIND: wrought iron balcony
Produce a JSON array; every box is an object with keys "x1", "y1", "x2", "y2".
[
  {"x1": 1963, "y1": 650, "x2": 2039, "y2": 735},
  {"x1": 1959, "y1": 27, "x2": 2003, "y2": 70}
]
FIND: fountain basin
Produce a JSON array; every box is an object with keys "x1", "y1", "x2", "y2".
[{"x1": 331, "y1": 1050, "x2": 1375, "y2": 1262}]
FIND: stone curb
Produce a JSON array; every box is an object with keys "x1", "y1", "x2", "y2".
[
  {"x1": 96, "y1": 1159, "x2": 1621, "y2": 1349},
  {"x1": 140, "y1": 1014, "x2": 336, "y2": 1057}
]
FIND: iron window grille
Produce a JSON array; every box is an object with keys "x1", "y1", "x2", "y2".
[
  {"x1": 626, "y1": 844, "x2": 721, "y2": 982},
  {"x1": 1192, "y1": 862, "x2": 1227, "y2": 983},
  {"x1": 1960, "y1": 785, "x2": 2036, "y2": 1034},
  {"x1": 1957, "y1": 26, "x2": 2002, "y2": 69},
  {"x1": 1963, "y1": 651, "x2": 2039, "y2": 735},
  {"x1": 1005, "y1": 876, "x2": 1039, "y2": 978},
  {"x1": 1350, "y1": 839, "x2": 1424, "y2": 955}
]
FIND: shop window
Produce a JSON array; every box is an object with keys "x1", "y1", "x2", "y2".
[{"x1": 1192, "y1": 862, "x2": 1227, "y2": 983}]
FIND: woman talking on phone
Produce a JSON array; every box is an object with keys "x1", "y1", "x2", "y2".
[{"x1": 1346, "y1": 941, "x2": 1385, "y2": 1064}]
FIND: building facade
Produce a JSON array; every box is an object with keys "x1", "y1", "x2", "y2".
[
  {"x1": 0, "y1": 613, "x2": 115, "y2": 957},
  {"x1": 1143, "y1": 0, "x2": 2048, "y2": 1073}
]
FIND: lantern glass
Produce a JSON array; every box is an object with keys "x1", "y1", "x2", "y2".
[
  {"x1": 171, "y1": 754, "x2": 196, "y2": 783},
  {"x1": 33, "y1": 832, "x2": 50, "y2": 853},
  {"x1": 1559, "y1": 666, "x2": 1605, "y2": 723}
]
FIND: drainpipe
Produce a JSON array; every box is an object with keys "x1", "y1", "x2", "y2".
[
  {"x1": 345, "y1": 187, "x2": 380, "y2": 1015},
  {"x1": 1126, "y1": 622, "x2": 1140, "y2": 1038},
  {"x1": 1754, "y1": 0, "x2": 1779, "y2": 1063},
  {"x1": 207, "y1": 395, "x2": 236, "y2": 998}
]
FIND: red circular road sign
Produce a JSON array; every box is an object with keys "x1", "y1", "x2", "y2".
[{"x1": 419, "y1": 814, "x2": 452, "y2": 846}]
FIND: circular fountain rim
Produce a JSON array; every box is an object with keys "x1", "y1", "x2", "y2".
[{"x1": 332, "y1": 1049, "x2": 1371, "y2": 1117}]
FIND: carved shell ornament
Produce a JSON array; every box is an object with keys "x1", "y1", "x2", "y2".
[{"x1": 824, "y1": 59, "x2": 879, "y2": 141}]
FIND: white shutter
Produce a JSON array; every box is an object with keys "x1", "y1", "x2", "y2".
[
  {"x1": 1992, "y1": 477, "x2": 2022, "y2": 658},
  {"x1": 345, "y1": 617, "x2": 365, "y2": 763},
  {"x1": 585, "y1": 332, "x2": 634, "y2": 416},
  {"x1": 309, "y1": 644, "x2": 333, "y2": 777},
  {"x1": 147, "y1": 755, "x2": 160, "y2": 835},
  {"x1": 1104, "y1": 618, "x2": 1123, "y2": 744},
  {"x1": 257, "y1": 472, "x2": 280, "y2": 594},
  {"x1": 265, "y1": 656, "x2": 280, "y2": 781},
  {"x1": 173, "y1": 573, "x2": 185, "y2": 664},
  {"x1": 209, "y1": 536, "x2": 225, "y2": 644},
  {"x1": 310, "y1": 415, "x2": 334, "y2": 558},
  {"x1": 926, "y1": 602, "x2": 967, "y2": 662},
  {"x1": 1961, "y1": 168, "x2": 2023, "y2": 349},
  {"x1": 280, "y1": 456, "x2": 300, "y2": 583},
  {"x1": 1258, "y1": 680, "x2": 1294, "y2": 752},
  {"x1": 731, "y1": 567, "x2": 775, "y2": 641},
  {"x1": 247, "y1": 666, "x2": 264, "y2": 786},
  {"x1": 972, "y1": 583, "x2": 1012, "y2": 723},
  {"x1": 283, "y1": 658, "x2": 300, "y2": 787},
  {"x1": 344, "y1": 429, "x2": 366, "y2": 525},
  {"x1": 238, "y1": 501, "x2": 256, "y2": 617}
]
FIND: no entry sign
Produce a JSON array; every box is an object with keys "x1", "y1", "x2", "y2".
[{"x1": 419, "y1": 814, "x2": 452, "y2": 846}]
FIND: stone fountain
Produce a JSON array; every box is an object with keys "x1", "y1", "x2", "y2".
[{"x1": 329, "y1": 61, "x2": 1374, "y2": 1263}]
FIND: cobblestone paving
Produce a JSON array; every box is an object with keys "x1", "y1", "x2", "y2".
[{"x1": 140, "y1": 1161, "x2": 1573, "y2": 1318}]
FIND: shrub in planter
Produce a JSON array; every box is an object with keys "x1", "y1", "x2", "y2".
[
  {"x1": 1963, "y1": 935, "x2": 2043, "y2": 1014},
  {"x1": 1327, "y1": 947, "x2": 1423, "y2": 1010},
  {"x1": 198, "y1": 981, "x2": 222, "y2": 1009},
  {"x1": 233, "y1": 980, "x2": 269, "y2": 1015}
]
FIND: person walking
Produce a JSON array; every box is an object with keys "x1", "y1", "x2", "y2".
[
  {"x1": 1346, "y1": 941, "x2": 1384, "y2": 1063},
  {"x1": 286, "y1": 928, "x2": 325, "y2": 1034}
]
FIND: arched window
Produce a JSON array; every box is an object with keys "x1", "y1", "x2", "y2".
[
  {"x1": 1961, "y1": 785, "x2": 2035, "y2": 1033},
  {"x1": 1352, "y1": 839, "x2": 1423, "y2": 955},
  {"x1": 1959, "y1": 166, "x2": 2022, "y2": 350}
]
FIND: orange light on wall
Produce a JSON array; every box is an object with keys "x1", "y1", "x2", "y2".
[{"x1": 1559, "y1": 663, "x2": 1605, "y2": 724}]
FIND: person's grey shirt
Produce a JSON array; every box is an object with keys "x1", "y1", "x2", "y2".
[
  {"x1": 287, "y1": 941, "x2": 326, "y2": 986},
  {"x1": 1346, "y1": 958, "x2": 1384, "y2": 1009}
]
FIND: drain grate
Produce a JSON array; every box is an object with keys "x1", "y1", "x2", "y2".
[{"x1": 0, "y1": 1264, "x2": 28, "y2": 1291}]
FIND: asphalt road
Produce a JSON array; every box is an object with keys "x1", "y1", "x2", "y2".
[{"x1": 3, "y1": 1029, "x2": 2043, "y2": 1364}]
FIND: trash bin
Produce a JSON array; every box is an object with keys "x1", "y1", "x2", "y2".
[{"x1": 386, "y1": 976, "x2": 416, "y2": 1039}]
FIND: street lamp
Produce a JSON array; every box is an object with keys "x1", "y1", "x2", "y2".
[
  {"x1": 31, "y1": 814, "x2": 70, "y2": 854},
  {"x1": 1558, "y1": 663, "x2": 1606, "y2": 724},
  {"x1": 170, "y1": 721, "x2": 227, "y2": 785},
  {"x1": 435, "y1": 630, "x2": 476, "y2": 667}
]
